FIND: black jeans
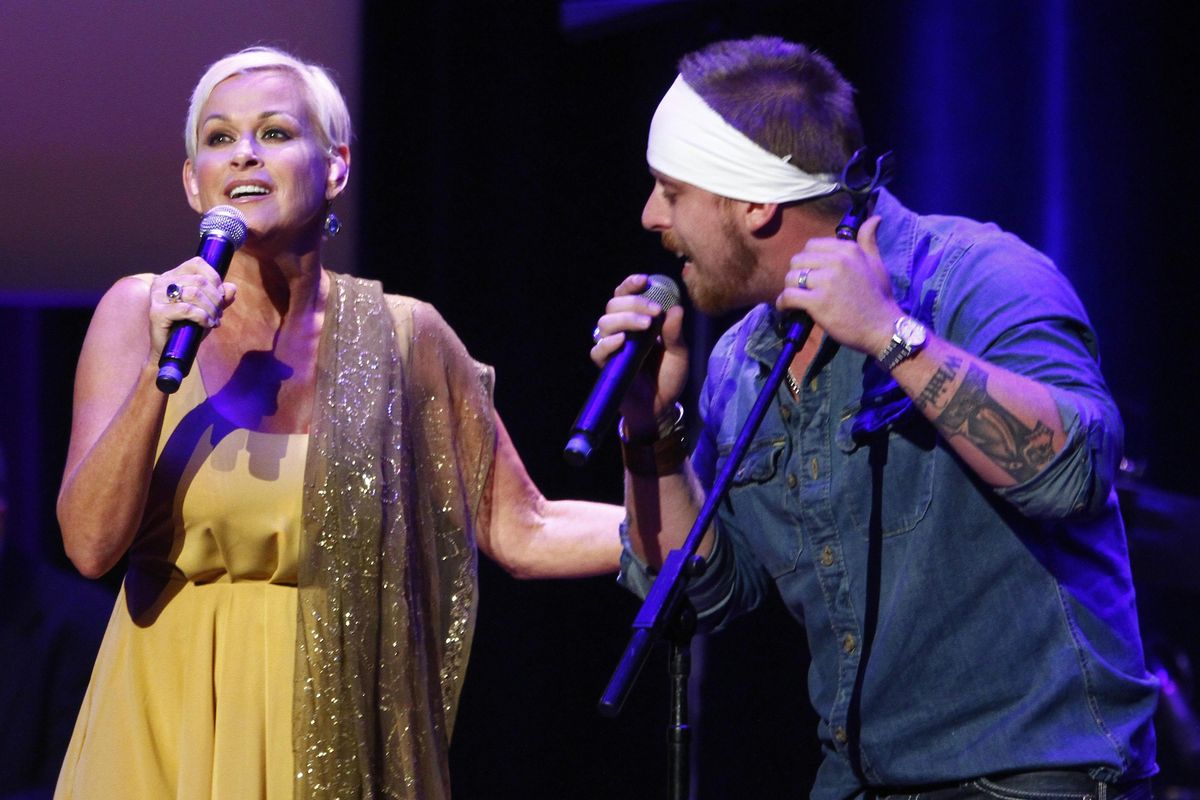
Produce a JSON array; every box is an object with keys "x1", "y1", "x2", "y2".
[{"x1": 871, "y1": 770, "x2": 1154, "y2": 800}]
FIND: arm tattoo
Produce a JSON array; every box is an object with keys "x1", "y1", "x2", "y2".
[
  {"x1": 915, "y1": 355, "x2": 962, "y2": 410},
  {"x1": 936, "y1": 363, "x2": 1056, "y2": 483}
]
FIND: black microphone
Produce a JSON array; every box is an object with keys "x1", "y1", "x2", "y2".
[
  {"x1": 564, "y1": 274, "x2": 681, "y2": 466},
  {"x1": 156, "y1": 206, "x2": 249, "y2": 394}
]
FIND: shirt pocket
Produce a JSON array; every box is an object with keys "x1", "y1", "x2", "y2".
[
  {"x1": 716, "y1": 436, "x2": 802, "y2": 577},
  {"x1": 835, "y1": 403, "x2": 937, "y2": 539}
]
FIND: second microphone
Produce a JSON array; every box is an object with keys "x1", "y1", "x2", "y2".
[{"x1": 564, "y1": 274, "x2": 681, "y2": 466}]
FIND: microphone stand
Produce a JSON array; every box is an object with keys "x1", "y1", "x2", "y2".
[{"x1": 598, "y1": 149, "x2": 895, "y2": 800}]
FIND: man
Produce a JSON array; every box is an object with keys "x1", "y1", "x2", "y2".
[{"x1": 591, "y1": 36, "x2": 1156, "y2": 799}]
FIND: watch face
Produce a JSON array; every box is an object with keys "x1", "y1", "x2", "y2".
[{"x1": 896, "y1": 316, "x2": 927, "y2": 347}]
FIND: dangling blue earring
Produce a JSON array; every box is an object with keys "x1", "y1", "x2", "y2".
[{"x1": 323, "y1": 212, "x2": 342, "y2": 237}]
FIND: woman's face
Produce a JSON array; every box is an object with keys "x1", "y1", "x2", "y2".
[{"x1": 183, "y1": 69, "x2": 347, "y2": 250}]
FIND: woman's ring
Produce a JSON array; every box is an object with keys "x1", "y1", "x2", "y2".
[
  {"x1": 592, "y1": 326, "x2": 603, "y2": 345},
  {"x1": 794, "y1": 269, "x2": 811, "y2": 290},
  {"x1": 166, "y1": 283, "x2": 183, "y2": 303}
]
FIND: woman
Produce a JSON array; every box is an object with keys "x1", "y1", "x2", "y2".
[{"x1": 54, "y1": 47, "x2": 622, "y2": 799}]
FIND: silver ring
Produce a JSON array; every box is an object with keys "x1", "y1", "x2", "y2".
[
  {"x1": 166, "y1": 283, "x2": 183, "y2": 303},
  {"x1": 592, "y1": 326, "x2": 603, "y2": 345},
  {"x1": 794, "y1": 269, "x2": 811, "y2": 290}
]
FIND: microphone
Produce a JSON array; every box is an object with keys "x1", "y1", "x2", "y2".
[
  {"x1": 564, "y1": 274, "x2": 681, "y2": 466},
  {"x1": 155, "y1": 206, "x2": 249, "y2": 394}
]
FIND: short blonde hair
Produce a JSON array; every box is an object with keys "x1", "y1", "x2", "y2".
[{"x1": 184, "y1": 46, "x2": 352, "y2": 160}]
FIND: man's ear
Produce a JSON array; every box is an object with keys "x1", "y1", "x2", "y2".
[
  {"x1": 743, "y1": 200, "x2": 782, "y2": 237},
  {"x1": 182, "y1": 160, "x2": 202, "y2": 213}
]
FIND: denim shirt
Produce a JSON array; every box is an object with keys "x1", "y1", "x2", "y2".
[{"x1": 619, "y1": 190, "x2": 1157, "y2": 798}]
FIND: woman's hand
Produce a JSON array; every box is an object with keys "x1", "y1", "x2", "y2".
[{"x1": 146, "y1": 258, "x2": 238, "y2": 363}]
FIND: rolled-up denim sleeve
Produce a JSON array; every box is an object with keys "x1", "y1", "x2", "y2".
[
  {"x1": 616, "y1": 517, "x2": 737, "y2": 623},
  {"x1": 936, "y1": 232, "x2": 1122, "y2": 520},
  {"x1": 615, "y1": 521, "x2": 656, "y2": 598},
  {"x1": 994, "y1": 384, "x2": 1120, "y2": 518}
]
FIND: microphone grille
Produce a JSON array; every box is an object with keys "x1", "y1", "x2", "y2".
[
  {"x1": 643, "y1": 274, "x2": 681, "y2": 310},
  {"x1": 198, "y1": 205, "x2": 249, "y2": 248}
]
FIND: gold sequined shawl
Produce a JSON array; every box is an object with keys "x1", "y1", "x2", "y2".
[{"x1": 295, "y1": 273, "x2": 495, "y2": 799}]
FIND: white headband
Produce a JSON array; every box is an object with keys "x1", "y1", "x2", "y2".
[{"x1": 646, "y1": 74, "x2": 840, "y2": 204}]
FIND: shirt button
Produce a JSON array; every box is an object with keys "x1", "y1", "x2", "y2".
[
  {"x1": 834, "y1": 726, "x2": 848, "y2": 744},
  {"x1": 820, "y1": 546, "x2": 834, "y2": 567},
  {"x1": 781, "y1": 405, "x2": 792, "y2": 420},
  {"x1": 809, "y1": 458, "x2": 819, "y2": 479},
  {"x1": 786, "y1": 473, "x2": 798, "y2": 489},
  {"x1": 842, "y1": 633, "x2": 856, "y2": 654},
  {"x1": 809, "y1": 378, "x2": 819, "y2": 392}
]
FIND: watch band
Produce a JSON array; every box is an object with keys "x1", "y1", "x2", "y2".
[
  {"x1": 877, "y1": 316, "x2": 927, "y2": 371},
  {"x1": 878, "y1": 335, "x2": 913, "y2": 371}
]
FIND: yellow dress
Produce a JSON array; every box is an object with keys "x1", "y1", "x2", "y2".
[{"x1": 56, "y1": 370, "x2": 308, "y2": 799}]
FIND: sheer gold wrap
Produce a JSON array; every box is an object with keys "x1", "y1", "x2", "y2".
[{"x1": 296, "y1": 273, "x2": 495, "y2": 799}]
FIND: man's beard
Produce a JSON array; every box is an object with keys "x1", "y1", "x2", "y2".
[{"x1": 664, "y1": 218, "x2": 758, "y2": 316}]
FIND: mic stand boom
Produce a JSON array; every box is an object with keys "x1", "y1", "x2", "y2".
[{"x1": 598, "y1": 148, "x2": 894, "y2": 800}]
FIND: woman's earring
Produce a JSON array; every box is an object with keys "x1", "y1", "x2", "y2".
[{"x1": 323, "y1": 212, "x2": 342, "y2": 237}]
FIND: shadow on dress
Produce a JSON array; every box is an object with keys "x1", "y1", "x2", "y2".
[{"x1": 125, "y1": 350, "x2": 294, "y2": 625}]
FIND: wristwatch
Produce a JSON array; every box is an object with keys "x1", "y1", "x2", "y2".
[{"x1": 877, "y1": 315, "x2": 928, "y2": 371}]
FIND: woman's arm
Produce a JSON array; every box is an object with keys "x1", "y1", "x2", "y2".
[
  {"x1": 58, "y1": 276, "x2": 169, "y2": 577},
  {"x1": 58, "y1": 262, "x2": 233, "y2": 577},
  {"x1": 480, "y1": 412, "x2": 624, "y2": 580}
]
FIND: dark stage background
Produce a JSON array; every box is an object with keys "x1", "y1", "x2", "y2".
[{"x1": 2, "y1": 1, "x2": 1198, "y2": 797}]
